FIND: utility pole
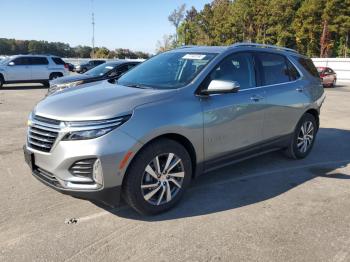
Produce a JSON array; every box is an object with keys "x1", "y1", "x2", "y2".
[{"x1": 91, "y1": 0, "x2": 95, "y2": 58}]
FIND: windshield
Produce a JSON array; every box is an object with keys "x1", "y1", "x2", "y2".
[
  {"x1": 85, "y1": 63, "x2": 116, "y2": 76},
  {"x1": 117, "y1": 52, "x2": 216, "y2": 89}
]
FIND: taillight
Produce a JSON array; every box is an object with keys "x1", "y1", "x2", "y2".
[
  {"x1": 319, "y1": 74, "x2": 325, "y2": 78},
  {"x1": 64, "y1": 63, "x2": 69, "y2": 69}
]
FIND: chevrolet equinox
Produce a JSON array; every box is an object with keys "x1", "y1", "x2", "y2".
[{"x1": 24, "y1": 43, "x2": 325, "y2": 215}]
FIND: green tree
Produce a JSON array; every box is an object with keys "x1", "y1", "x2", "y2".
[
  {"x1": 293, "y1": 0, "x2": 325, "y2": 57},
  {"x1": 94, "y1": 47, "x2": 110, "y2": 58}
]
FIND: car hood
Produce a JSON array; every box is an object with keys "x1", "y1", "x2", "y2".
[
  {"x1": 50, "y1": 74, "x2": 97, "y2": 85},
  {"x1": 34, "y1": 81, "x2": 175, "y2": 121}
]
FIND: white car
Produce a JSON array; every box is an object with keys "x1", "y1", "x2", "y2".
[{"x1": 0, "y1": 55, "x2": 68, "y2": 87}]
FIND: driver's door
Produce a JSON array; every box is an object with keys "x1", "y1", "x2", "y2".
[{"x1": 201, "y1": 52, "x2": 266, "y2": 169}]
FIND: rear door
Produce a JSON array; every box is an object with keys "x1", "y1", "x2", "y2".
[
  {"x1": 6, "y1": 57, "x2": 31, "y2": 81},
  {"x1": 255, "y1": 52, "x2": 308, "y2": 141},
  {"x1": 30, "y1": 57, "x2": 49, "y2": 80},
  {"x1": 201, "y1": 52, "x2": 266, "y2": 167}
]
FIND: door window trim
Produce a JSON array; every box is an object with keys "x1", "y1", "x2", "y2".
[
  {"x1": 252, "y1": 51, "x2": 303, "y2": 89},
  {"x1": 195, "y1": 51, "x2": 257, "y2": 95}
]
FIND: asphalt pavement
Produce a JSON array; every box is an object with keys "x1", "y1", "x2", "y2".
[{"x1": 0, "y1": 82, "x2": 350, "y2": 262}]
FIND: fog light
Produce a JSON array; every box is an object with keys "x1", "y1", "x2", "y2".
[{"x1": 93, "y1": 159, "x2": 103, "y2": 186}]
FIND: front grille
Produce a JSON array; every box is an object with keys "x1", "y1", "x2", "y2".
[
  {"x1": 69, "y1": 159, "x2": 96, "y2": 178},
  {"x1": 34, "y1": 167, "x2": 62, "y2": 188},
  {"x1": 28, "y1": 115, "x2": 60, "y2": 152}
]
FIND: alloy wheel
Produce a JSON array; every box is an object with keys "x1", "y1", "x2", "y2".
[
  {"x1": 141, "y1": 153, "x2": 185, "y2": 206},
  {"x1": 297, "y1": 121, "x2": 314, "y2": 153}
]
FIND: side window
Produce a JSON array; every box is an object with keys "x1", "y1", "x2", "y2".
[
  {"x1": 11, "y1": 57, "x2": 29, "y2": 65},
  {"x1": 30, "y1": 57, "x2": 49, "y2": 65},
  {"x1": 296, "y1": 57, "x2": 319, "y2": 78},
  {"x1": 127, "y1": 64, "x2": 137, "y2": 70},
  {"x1": 116, "y1": 65, "x2": 129, "y2": 75},
  {"x1": 52, "y1": 57, "x2": 65, "y2": 65},
  {"x1": 286, "y1": 59, "x2": 300, "y2": 81},
  {"x1": 256, "y1": 53, "x2": 290, "y2": 85},
  {"x1": 209, "y1": 52, "x2": 256, "y2": 90}
]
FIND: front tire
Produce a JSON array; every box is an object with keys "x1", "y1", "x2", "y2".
[
  {"x1": 123, "y1": 139, "x2": 192, "y2": 215},
  {"x1": 0, "y1": 75, "x2": 3, "y2": 88},
  {"x1": 285, "y1": 113, "x2": 317, "y2": 159}
]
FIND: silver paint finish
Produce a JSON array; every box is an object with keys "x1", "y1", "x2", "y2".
[{"x1": 25, "y1": 44, "x2": 324, "y2": 198}]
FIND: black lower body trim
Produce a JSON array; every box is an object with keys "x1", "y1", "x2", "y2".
[
  {"x1": 31, "y1": 169, "x2": 121, "y2": 207},
  {"x1": 204, "y1": 134, "x2": 292, "y2": 173}
]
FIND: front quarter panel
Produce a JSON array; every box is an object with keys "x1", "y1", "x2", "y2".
[{"x1": 119, "y1": 92, "x2": 204, "y2": 171}]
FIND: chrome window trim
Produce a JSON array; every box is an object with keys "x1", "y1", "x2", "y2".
[{"x1": 239, "y1": 55, "x2": 304, "y2": 92}]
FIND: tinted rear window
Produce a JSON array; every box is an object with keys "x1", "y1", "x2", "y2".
[
  {"x1": 286, "y1": 59, "x2": 300, "y2": 81},
  {"x1": 256, "y1": 53, "x2": 290, "y2": 85},
  {"x1": 297, "y1": 57, "x2": 319, "y2": 77},
  {"x1": 30, "y1": 57, "x2": 49, "y2": 65},
  {"x1": 52, "y1": 57, "x2": 65, "y2": 65}
]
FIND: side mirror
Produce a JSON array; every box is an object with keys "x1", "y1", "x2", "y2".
[
  {"x1": 201, "y1": 80, "x2": 240, "y2": 95},
  {"x1": 8, "y1": 61, "x2": 15, "y2": 66}
]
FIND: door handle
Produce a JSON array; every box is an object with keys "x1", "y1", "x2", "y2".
[
  {"x1": 250, "y1": 95, "x2": 264, "y2": 102},
  {"x1": 296, "y1": 87, "x2": 303, "y2": 92}
]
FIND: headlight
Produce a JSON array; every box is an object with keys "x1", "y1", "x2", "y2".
[
  {"x1": 53, "y1": 81, "x2": 83, "y2": 89},
  {"x1": 47, "y1": 81, "x2": 84, "y2": 96},
  {"x1": 62, "y1": 115, "x2": 131, "y2": 141}
]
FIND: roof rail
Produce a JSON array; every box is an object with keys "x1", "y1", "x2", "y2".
[
  {"x1": 230, "y1": 42, "x2": 298, "y2": 54},
  {"x1": 176, "y1": 45, "x2": 200, "y2": 49}
]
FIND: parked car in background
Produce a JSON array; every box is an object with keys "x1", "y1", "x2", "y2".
[
  {"x1": 24, "y1": 43, "x2": 325, "y2": 215},
  {"x1": 75, "y1": 60, "x2": 106, "y2": 73},
  {"x1": 66, "y1": 63, "x2": 75, "y2": 72},
  {"x1": 0, "y1": 55, "x2": 68, "y2": 87},
  {"x1": 317, "y1": 67, "x2": 337, "y2": 87},
  {"x1": 48, "y1": 60, "x2": 140, "y2": 95}
]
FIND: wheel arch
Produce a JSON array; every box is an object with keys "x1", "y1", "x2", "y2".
[
  {"x1": 305, "y1": 108, "x2": 319, "y2": 129},
  {"x1": 122, "y1": 133, "x2": 198, "y2": 187},
  {"x1": 49, "y1": 72, "x2": 63, "y2": 79}
]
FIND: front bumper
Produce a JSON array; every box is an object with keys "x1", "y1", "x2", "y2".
[
  {"x1": 31, "y1": 163, "x2": 121, "y2": 206},
  {"x1": 24, "y1": 128, "x2": 143, "y2": 206}
]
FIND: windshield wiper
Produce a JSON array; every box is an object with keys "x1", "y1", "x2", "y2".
[{"x1": 123, "y1": 83, "x2": 152, "y2": 89}]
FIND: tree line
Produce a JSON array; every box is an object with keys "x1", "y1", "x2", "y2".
[
  {"x1": 160, "y1": 0, "x2": 350, "y2": 57},
  {"x1": 0, "y1": 38, "x2": 150, "y2": 59}
]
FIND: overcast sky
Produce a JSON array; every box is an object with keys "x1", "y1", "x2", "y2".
[{"x1": 0, "y1": 0, "x2": 209, "y2": 53}]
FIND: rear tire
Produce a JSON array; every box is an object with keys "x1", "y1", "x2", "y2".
[
  {"x1": 42, "y1": 81, "x2": 50, "y2": 88},
  {"x1": 285, "y1": 113, "x2": 317, "y2": 159},
  {"x1": 123, "y1": 139, "x2": 192, "y2": 215},
  {"x1": 331, "y1": 79, "x2": 336, "y2": 87},
  {"x1": 49, "y1": 73, "x2": 62, "y2": 80}
]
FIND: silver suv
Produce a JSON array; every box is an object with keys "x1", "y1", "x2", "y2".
[
  {"x1": 0, "y1": 55, "x2": 68, "y2": 87},
  {"x1": 24, "y1": 43, "x2": 325, "y2": 215}
]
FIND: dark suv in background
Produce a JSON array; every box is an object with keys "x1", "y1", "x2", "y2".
[
  {"x1": 75, "y1": 60, "x2": 106, "y2": 73},
  {"x1": 48, "y1": 60, "x2": 140, "y2": 95}
]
